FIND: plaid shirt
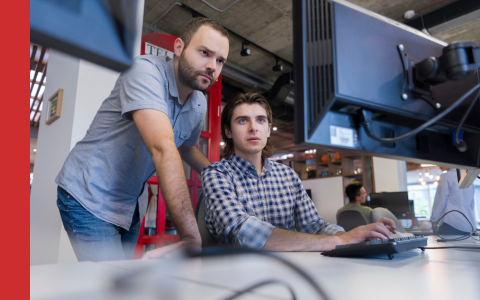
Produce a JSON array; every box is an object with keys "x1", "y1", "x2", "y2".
[{"x1": 201, "y1": 153, "x2": 344, "y2": 249}]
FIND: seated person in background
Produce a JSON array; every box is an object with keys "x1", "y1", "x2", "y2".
[
  {"x1": 431, "y1": 167, "x2": 476, "y2": 235},
  {"x1": 336, "y1": 182, "x2": 372, "y2": 223},
  {"x1": 201, "y1": 92, "x2": 396, "y2": 251}
]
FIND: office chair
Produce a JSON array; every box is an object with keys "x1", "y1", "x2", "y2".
[
  {"x1": 370, "y1": 207, "x2": 407, "y2": 233},
  {"x1": 195, "y1": 192, "x2": 218, "y2": 247},
  {"x1": 337, "y1": 210, "x2": 369, "y2": 231}
]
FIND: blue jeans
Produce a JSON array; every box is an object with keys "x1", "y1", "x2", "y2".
[{"x1": 56, "y1": 186, "x2": 141, "y2": 261}]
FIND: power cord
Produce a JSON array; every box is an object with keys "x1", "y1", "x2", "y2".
[
  {"x1": 359, "y1": 83, "x2": 480, "y2": 144},
  {"x1": 187, "y1": 247, "x2": 331, "y2": 300},
  {"x1": 454, "y1": 88, "x2": 480, "y2": 152},
  {"x1": 434, "y1": 210, "x2": 479, "y2": 242},
  {"x1": 222, "y1": 279, "x2": 296, "y2": 300}
]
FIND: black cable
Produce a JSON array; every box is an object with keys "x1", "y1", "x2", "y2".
[
  {"x1": 360, "y1": 83, "x2": 480, "y2": 143},
  {"x1": 423, "y1": 246, "x2": 480, "y2": 250},
  {"x1": 187, "y1": 247, "x2": 331, "y2": 300},
  {"x1": 223, "y1": 279, "x2": 297, "y2": 300},
  {"x1": 435, "y1": 210, "x2": 476, "y2": 242},
  {"x1": 454, "y1": 88, "x2": 480, "y2": 152}
]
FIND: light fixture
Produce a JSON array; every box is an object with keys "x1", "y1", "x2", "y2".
[
  {"x1": 272, "y1": 56, "x2": 283, "y2": 72},
  {"x1": 421, "y1": 181, "x2": 426, "y2": 185},
  {"x1": 419, "y1": 172, "x2": 422, "y2": 175},
  {"x1": 33, "y1": 148, "x2": 37, "y2": 153},
  {"x1": 240, "y1": 41, "x2": 251, "y2": 56},
  {"x1": 220, "y1": 142, "x2": 225, "y2": 146},
  {"x1": 418, "y1": 178, "x2": 424, "y2": 182},
  {"x1": 404, "y1": 10, "x2": 415, "y2": 20},
  {"x1": 443, "y1": 170, "x2": 447, "y2": 173},
  {"x1": 434, "y1": 181, "x2": 438, "y2": 186},
  {"x1": 429, "y1": 175, "x2": 433, "y2": 179},
  {"x1": 424, "y1": 171, "x2": 430, "y2": 177},
  {"x1": 421, "y1": 164, "x2": 436, "y2": 167},
  {"x1": 272, "y1": 127, "x2": 277, "y2": 131},
  {"x1": 435, "y1": 175, "x2": 440, "y2": 180}
]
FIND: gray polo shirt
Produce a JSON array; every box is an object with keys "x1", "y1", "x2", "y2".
[{"x1": 56, "y1": 55, "x2": 206, "y2": 230}]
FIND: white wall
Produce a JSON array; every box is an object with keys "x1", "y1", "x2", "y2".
[
  {"x1": 30, "y1": 50, "x2": 121, "y2": 265},
  {"x1": 372, "y1": 157, "x2": 407, "y2": 192},
  {"x1": 302, "y1": 176, "x2": 344, "y2": 224},
  {"x1": 31, "y1": 1, "x2": 145, "y2": 265}
]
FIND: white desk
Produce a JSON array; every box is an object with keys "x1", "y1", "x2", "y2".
[{"x1": 31, "y1": 236, "x2": 480, "y2": 300}]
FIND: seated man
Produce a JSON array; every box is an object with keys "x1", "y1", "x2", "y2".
[
  {"x1": 202, "y1": 92, "x2": 396, "y2": 251},
  {"x1": 336, "y1": 182, "x2": 372, "y2": 223}
]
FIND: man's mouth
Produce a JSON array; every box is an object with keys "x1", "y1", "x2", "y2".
[
  {"x1": 248, "y1": 137, "x2": 260, "y2": 141},
  {"x1": 199, "y1": 74, "x2": 212, "y2": 82}
]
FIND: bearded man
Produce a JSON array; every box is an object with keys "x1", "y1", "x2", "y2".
[{"x1": 55, "y1": 18, "x2": 229, "y2": 261}]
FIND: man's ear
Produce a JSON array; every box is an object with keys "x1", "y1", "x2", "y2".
[
  {"x1": 173, "y1": 38, "x2": 184, "y2": 57},
  {"x1": 225, "y1": 127, "x2": 232, "y2": 139}
]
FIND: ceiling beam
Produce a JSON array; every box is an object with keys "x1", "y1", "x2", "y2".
[{"x1": 405, "y1": 0, "x2": 480, "y2": 30}]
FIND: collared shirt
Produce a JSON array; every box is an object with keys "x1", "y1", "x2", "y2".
[
  {"x1": 56, "y1": 55, "x2": 206, "y2": 230},
  {"x1": 336, "y1": 203, "x2": 373, "y2": 223},
  {"x1": 202, "y1": 153, "x2": 344, "y2": 249},
  {"x1": 430, "y1": 169, "x2": 476, "y2": 232}
]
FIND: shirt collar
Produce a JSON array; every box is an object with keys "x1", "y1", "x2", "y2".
[
  {"x1": 166, "y1": 57, "x2": 200, "y2": 111},
  {"x1": 229, "y1": 152, "x2": 272, "y2": 176}
]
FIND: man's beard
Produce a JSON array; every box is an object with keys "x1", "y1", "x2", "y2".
[{"x1": 178, "y1": 52, "x2": 215, "y2": 92}]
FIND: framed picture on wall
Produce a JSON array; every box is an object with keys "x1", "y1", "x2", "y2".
[{"x1": 45, "y1": 88, "x2": 64, "y2": 125}]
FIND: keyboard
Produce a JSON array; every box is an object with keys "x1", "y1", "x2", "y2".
[{"x1": 321, "y1": 233, "x2": 428, "y2": 260}]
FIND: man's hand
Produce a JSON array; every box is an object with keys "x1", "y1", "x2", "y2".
[
  {"x1": 338, "y1": 217, "x2": 397, "y2": 245},
  {"x1": 142, "y1": 240, "x2": 201, "y2": 259}
]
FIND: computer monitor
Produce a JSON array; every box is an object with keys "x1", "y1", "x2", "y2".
[
  {"x1": 370, "y1": 192, "x2": 411, "y2": 218},
  {"x1": 30, "y1": 0, "x2": 140, "y2": 71},
  {"x1": 292, "y1": 0, "x2": 480, "y2": 170}
]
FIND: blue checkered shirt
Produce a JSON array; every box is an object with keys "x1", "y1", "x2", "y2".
[{"x1": 201, "y1": 153, "x2": 344, "y2": 249}]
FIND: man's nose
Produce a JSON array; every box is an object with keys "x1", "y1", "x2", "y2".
[{"x1": 206, "y1": 57, "x2": 216, "y2": 73}]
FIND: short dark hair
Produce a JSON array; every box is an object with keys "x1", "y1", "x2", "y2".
[
  {"x1": 221, "y1": 92, "x2": 273, "y2": 159},
  {"x1": 180, "y1": 17, "x2": 229, "y2": 49},
  {"x1": 346, "y1": 183, "x2": 363, "y2": 202}
]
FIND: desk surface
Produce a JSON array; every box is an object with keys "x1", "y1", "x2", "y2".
[{"x1": 31, "y1": 236, "x2": 480, "y2": 300}]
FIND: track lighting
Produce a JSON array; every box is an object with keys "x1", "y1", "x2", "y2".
[
  {"x1": 272, "y1": 56, "x2": 283, "y2": 72},
  {"x1": 240, "y1": 41, "x2": 251, "y2": 56}
]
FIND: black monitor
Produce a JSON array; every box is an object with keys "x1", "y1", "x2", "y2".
[
  {"x1": 370, "y1": 192, "x2": 411, "y2": 217},
  {"x1": 30, "y1": 0, "x2": 139, "y2": 71},
  {"x1": 293, "y1": 0, "x2": 480, "y2": 170}
]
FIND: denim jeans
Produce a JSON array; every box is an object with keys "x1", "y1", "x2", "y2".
[{"x1": 56, "y1": 186, "x2": 141, "y2": 261}]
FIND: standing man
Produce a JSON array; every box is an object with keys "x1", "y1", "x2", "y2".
[
  {"x1": 202, "y1": 93, "x2": 396, "y2": 251},
  {"x1": 336, "y1": 182, "x2": 372, "y2": 223},
  {"x1": 55, "y1": 18, "x2": 229, "y2": 261},
  {"x1": 431, "y1": 168, "x2": 476, "y2": 235}
]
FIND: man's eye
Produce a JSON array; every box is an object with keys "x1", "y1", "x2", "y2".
[
  {"x1": 217, "y1": 60, "x2": 224, "y2": 65},
  {"x1": 239, "y1": 119, "x2": 246, "y2": 123},
  {"x1": 201, "y1": 50, "x2": 208, "y2": 56},
  {"x1": 258, "y1": 118, "x2": 266, "y2": 123}
]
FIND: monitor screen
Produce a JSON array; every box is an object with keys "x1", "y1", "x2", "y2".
[{"x1": 370, "y1": 192, "x2": 410, "y2": 216}]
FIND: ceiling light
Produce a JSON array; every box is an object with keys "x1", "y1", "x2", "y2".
[
  {"x1": 220, "y1": 142, "x2": 225, "y2": 146},
  {"x1": 421, "y1": 181, "x2": 426, "y2": 185},
  {"x1": 404, "y1": 10, "x2": 415, "y2": 20},
  {"x1": 33, "y1": 149, "x2": 37, "y2": 153},
  {"x1": 272, "y1": 127, "x2": 277, "y2": 131},
  {"x1": 443, "y1": 170, "x2": 447, "y2": 173},
  {"x1": 272, "y1": 56, "x2": 283, "y2": 72},
  {"x1": 424, "y1": 172, "x2": 430, "y2": 177},
  {"x1": 433, "y1": 181, "x2": 438, "y2": 186},
  {"x1": 240, "y1": 41, "x2": 251, "y2": 56},
  {"x1": 421, "y1": 164, "x2": 436, "y2": 167},
  {"x1": 435, "y1": 175, "x2": 440, "y2": 180},
  {"x1": 429, "y1": 175, "x2": 433, "y2": 179}
]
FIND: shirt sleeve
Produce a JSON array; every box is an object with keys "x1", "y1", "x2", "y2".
[
  {"x1": 202, "y1": 166, "x2": 275, "y2": 249},
  {"x1": 119, "y1": 57, "x2": 169, "y2": 120},
  {"x1": 291, "y1": 172, "x2": 345, "y2": 235},
  {"x1": 430, "y1": 172, "x2": 450, "y2": 223}
]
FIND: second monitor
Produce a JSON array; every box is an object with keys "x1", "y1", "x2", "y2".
[{"x1": 369, "y1": 192, "x2": 412, "y2": 218}]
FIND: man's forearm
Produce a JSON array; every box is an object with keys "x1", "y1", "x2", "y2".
[
  {"x1": 178, "y1": 145, "x2": 211, "y2": 174},
  {"x1": 152, "y1": 147, "x2": 201, "y2": 245},
  {"x1": 262, "y1": 228, "x2": 342, "y2": 251}
]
